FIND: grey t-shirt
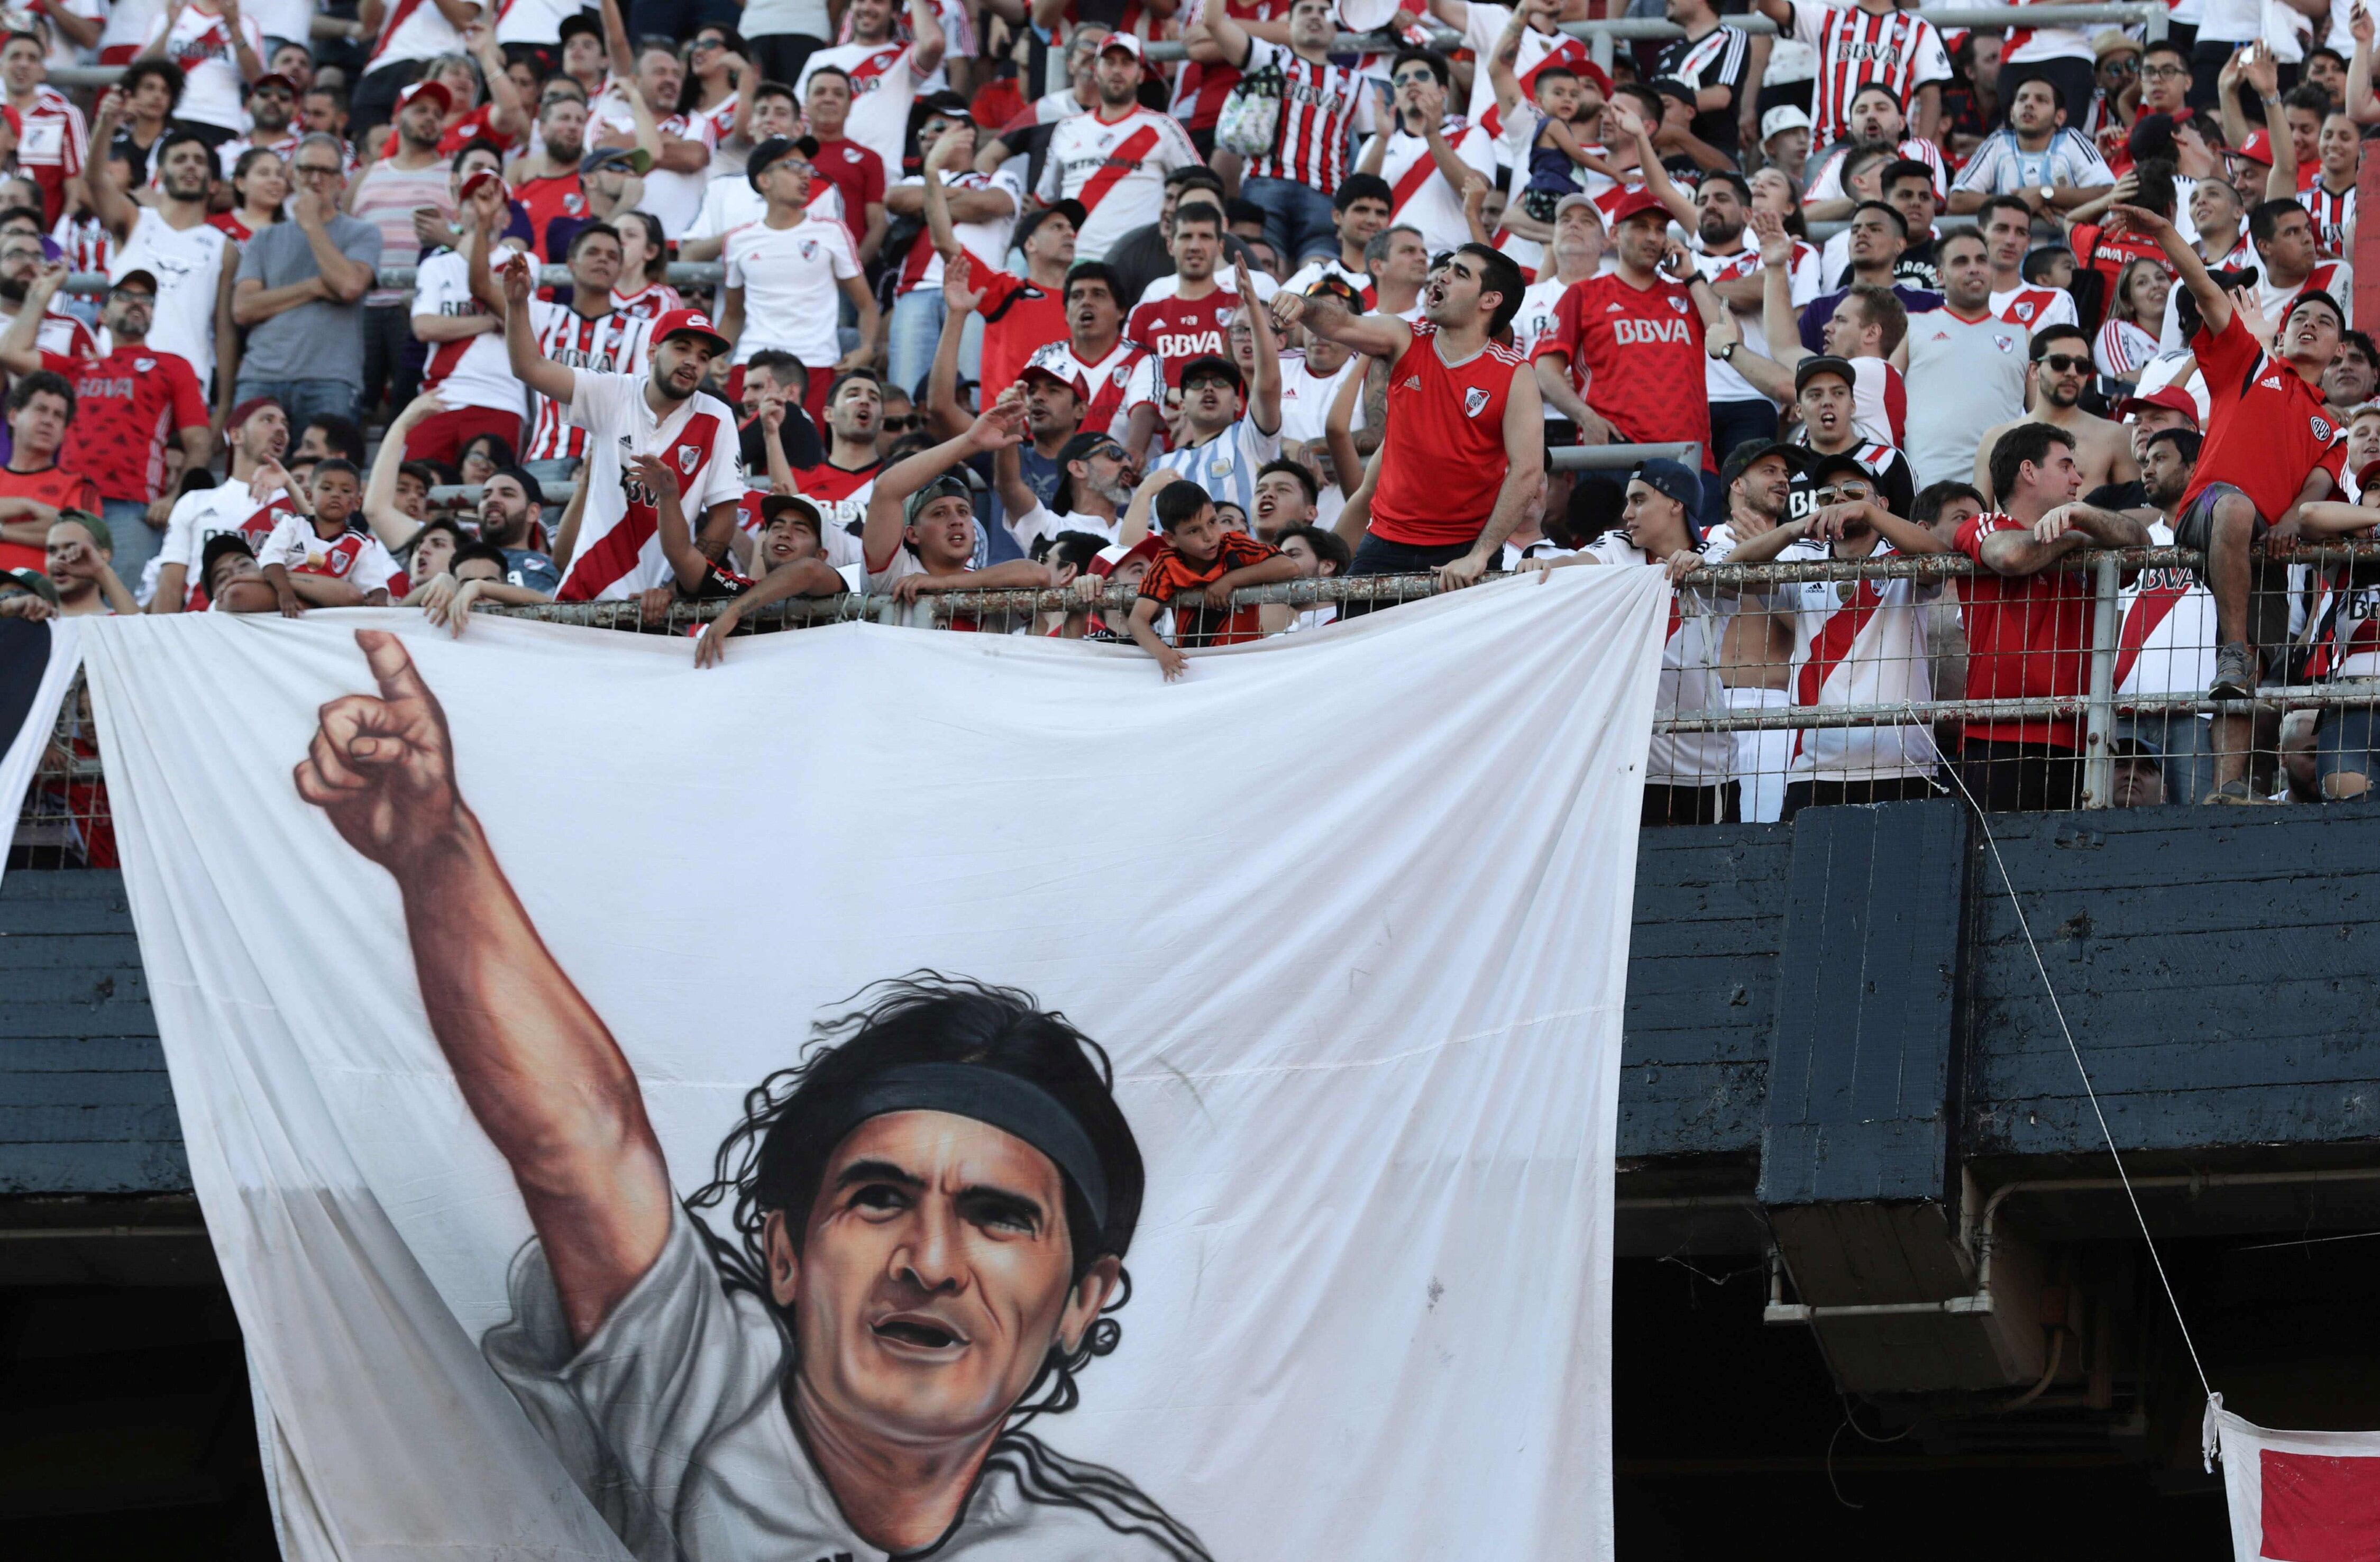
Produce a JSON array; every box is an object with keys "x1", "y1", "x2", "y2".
[
  {"x1": 233, "y1": 216, "x2": 383, "y2": 386},
  {"x1": 482, "y1": 1206, "x2": 1212, "y2": 1562}
]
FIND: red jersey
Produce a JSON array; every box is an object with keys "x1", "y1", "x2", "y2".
[
  {"x1": 0, "y1": 462, "x2": 100, "y2": 572},
  {"x1": 1954, "y1": 510, "x2": 2094, "y2": 748},
  {"x1": 1127, "y1": 289, "x2": 1238, "y2": 390},
  {"x1": 808, "y1": 136, "x2": 886, "y2": 251},
  {"x1": 515, "y1": 171, "x2": 588, "y2": 261},
  {"x1": 2182, "y1": 312, "x2": 2348, "y2": 523},
  {"x1": 2067, "y1": 222, "x2": 2170, "y2": 309},
  {"x1": 788, "y1": 456, "x2": 883, "y2": 540},
  {"x1": 41, "y1": 346, "x2": 206, "y2": 504},
  {"x1": 1535, "y1": 273, "x2": 1712, "y2": 466},
  {"x1": 977, "y1": 266, "x2": 1065, "y2": 403},
  {"x1": 1369, "y1": 321, "x2": 1528, "y2": 549}
]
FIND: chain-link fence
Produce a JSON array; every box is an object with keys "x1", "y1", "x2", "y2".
[{"x1": 20, "y1": 544, "x2": 2380, "y2": 866}]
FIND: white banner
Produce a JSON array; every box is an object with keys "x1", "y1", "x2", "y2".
[
  {"x1": 81, "y1": 573, "x2": 1666, "y2": 1562},
  {"x1": 2210, "y1": 1397, "x2": 2380, "y2": 1560},
  {"x1": 0, "y1": 615, "x2": 84, "y2": 891}
]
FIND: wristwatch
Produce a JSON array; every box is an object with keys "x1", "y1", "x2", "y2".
[
  {"x1": 2039, "y1": 185, "x2": 2055, "y2": 205},
  {"x1": 1718, "y1": 341, "x2": 1739, "y2": 361}
]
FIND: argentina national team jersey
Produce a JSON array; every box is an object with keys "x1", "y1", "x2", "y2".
[
  {"x1": 484, "y1": 1208, "x2": 1210, "y2": 1562},
  {"x1": 1149, "y1": 416, "x2": 1282, "y2": 526}
]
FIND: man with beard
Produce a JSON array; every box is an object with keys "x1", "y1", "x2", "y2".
[
  {"x1": 228, "y1": 131, "x2": 381, "y2": 429},
  {"x1": 509, "y1": 92, "x2": 597, "y2": 263},
  {"x1": 2323, "y1": 331, "x2": 2377, "y2": 424},
  {"x1": 995, "y1": 426, "x2": 1137, "y2": 552},
  {"x1": 0, "y1": 263, "x2": 209, "y2": 578},
  {"x1": 471, "y1": 466, "x2": 560, "y2": 592},
  {"x1": 150, "y1": 397, "x2": 297, "y2": 610},
  {"x1": 350, "y1": 81, "x2": 464, "y2": 415},
  {"x1": 788, "y1": 370, "x2": 892, "y2": 572},
  {"x1": 84, "y1": 113, "x2": 238, "y2": 417},
  {"x1": 216, "y1": 71, "x2": 301, "y2": 177},
  {"x1": 1692, "y1": 172, "x2": 1804, "y2": 460},
  {"x1": 504, "y1": 254, "x2": 746, "y2": 602},
  {"x1": 0, "y1": 232, "x2": 94, "y2": 369},
  {"x1": 1973, "y1": 324, "x2": 2136, "y2": 501},
  {"x1": 1033, "y1": 34, "x2": 1200, "y2": 263}
]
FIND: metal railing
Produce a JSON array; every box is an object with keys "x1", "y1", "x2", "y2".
[{"x1": 20, "y1": 540, "x2": 2380, "y2": 869}]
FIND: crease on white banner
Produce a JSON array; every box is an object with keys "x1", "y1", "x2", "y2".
[
  {"x1": 81, "y1": 567, "x2": 1670, "y2": 1562},
  {"x1": 0, "y1": 614, "x2": 83, "y2": 892}
]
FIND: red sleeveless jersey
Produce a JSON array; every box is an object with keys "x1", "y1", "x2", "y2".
[{"x1": 1367, "y1": 322, "x2": 1527, "y2": 549}]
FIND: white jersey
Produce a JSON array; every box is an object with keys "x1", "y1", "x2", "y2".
[
  {"x1": 1696, "y1": 242, "x2": 1821, "y2": 407},
  {"x1": 794, "y1": 40, "x2": 929, "y2": 179},
  {"x1": 484, "y1": 1208, "x2": 1210, "y2": 1562},
  {"x1": 367, "y1": 0, "x2": 478, "y2": 70},
  {"x1": 1804, "y1": 136, "x2": 1949, "y2": 203},
  {"x1": 496, "y1": 0, "x2": 580, "y2": 45},
  {"x1": 688, "y1": 179, "x2": 842, "y2": 243},
  {"x1": 1583, "y1": 530, "x2": 1736, "y2": 786},
  {"x1": 1276, "y1": 349, "x2": 1361, "y2": 445},
  {"x1": 722, "y1": 213, "x2": 862, "y2": 368},
  {"x1": 110, "y1": 208, "x2": 230, "y2": 390},
  {"x1": 589, "y1": 96, "x2": 710, "y2": 235},
  {"x1": 1356, "y1": 117, "x2": 1495, "y2": 258},
  {"x1": 887, "y1": 168, "x2": 1024, "y2": 296},
  {"x1": 147, "y1": 474, "x2": 294, "y2": 606},
  {"x1": 413, "y1": 244, "x2": 525, "y2": 416},
  {"x1": 1035, "y1": 106, "x2": 1203, "y2": 263},
  {"x1": 1279, "y1": 257, "x2": 1370, "y2": 307},
  {"x1": 254, "y1": 514, "x2": 406, "y2": 597},
  {"x1": 1149, "y1": 415, "x2": 1284, "y2": 524},
  {"x1": 554, "y1": 370, "x2": 745, "y2": 601},
  {"x1": 1990, "y1": 283, "x2": 2078, "y2": 334},
  {"x1": 1778, "y1": 546, "x2": 1941, "y2": 782},
  {"x1": 2117, "y1": 520, "x2": 2221, "y2": 698},
  {"x1": 525, "y1": 300, "x2": 655, "y2": 461},
  {"x1": 140, "y1": 3, "x2": 267, "y2": 132}
]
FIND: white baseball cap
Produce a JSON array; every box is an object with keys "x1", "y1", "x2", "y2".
[{"x1": 1761, "y1": 104, "x2": 1813, "y2": 142}]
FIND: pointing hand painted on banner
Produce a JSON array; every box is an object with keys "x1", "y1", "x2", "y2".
[{"x1": 292, "y1": 631, "x2": 461, "y2": 867}]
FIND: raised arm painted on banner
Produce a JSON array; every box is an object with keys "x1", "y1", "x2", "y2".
[{"x1": 294, "y1": 629, "x2": 674, "y2": 1348}]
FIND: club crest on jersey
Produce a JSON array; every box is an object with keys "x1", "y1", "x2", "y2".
[
  {"x1": 2010, "y1": 300, "x2": 2038, "y2": 321},
  {"x1": 1464, "y1": 386, "x2": 1490, "y2": 417},
  {"x1": 678, "y1": 444, "x2": 700, "y2": 473},
  {"x1": 2314, "y1": 415, "x2": 2335, "y2": 440},
  {"x1": 1668, "y1": 297, "x2": 1688, "y2": 314},
  {"x1": 1215, "y1": 306, "x2": 1234, "y2": 328},
  {"x1": 799, "y1": 240, "x2": 818, "y2": 262},
  {"x1": 1112, "y1": 366, "x2": 1129, "y2": 387},
  {"x1": 564, "y1": 191, "x2": 587, "y2": 215},
  {"x1": 134, "y1": 358, "x2": 155, "y2": 372},
  {"x1": 1994, "y1": 334, "x2": 2017, "y2": 353}
]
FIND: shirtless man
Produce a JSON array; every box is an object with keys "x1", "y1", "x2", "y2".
[
  {"x1": 1703, "y1": 437, "x2": 1811, "y2": 823},
  {"x1": 1974, "y1": 323, "x2": 2137, "y2": 501}
]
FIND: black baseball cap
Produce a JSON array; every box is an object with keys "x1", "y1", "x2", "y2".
[
  {"x1": 1058, "y1": 429, "x2": 1127, "y2": 466},
  {"x1": 0, "y1": 566, "x2": 57, "y2": 605},
  {"x1": 1017, "y1": 199, "x2": 1086, "y2": 246},
  {"x1": 1630, "y1": 458, "x2": 1705, "y2": 546},
  {"x1": 199, "y1": 533, "x2": 256, "y2": 594},
  {"x1": 1720, "y1": 437, "x2": 1808, "y2": 490},
  {"x1": 1806, "y1": 448, "x2": 1879, "y2": 487},
  {"x1": 761, "y1": 494, "x2": 824, "y2": 532},
  {"x1": 747, "y1": 134, "x2": 821, "y2": 192},
  {"x1": 1176, "y1": 353, "x2": 1243, "y2": 392},
  {"x1": 1794, "y1": 354, "x2": 1859, "y2": 394}
]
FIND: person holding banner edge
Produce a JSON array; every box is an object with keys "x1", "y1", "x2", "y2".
[{"x1": 290, "y1": 627, "x2": 1208, "y2": 1561}]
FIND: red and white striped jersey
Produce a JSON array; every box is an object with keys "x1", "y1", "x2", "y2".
[
  {"x1": 1034, "y1": 105, "x2": 1203, "y2": 262},
  {"x1": 1236, "y1": 38, "x2": 1376, "y2": 189},
  {"x1": 1779, "y1": 550, "x2": 1941, "y2": 781},
  {"x1": 255, "y1": 515, "x2": 407, "y2": 598},
  {"x1": 2115, "y1": 522, "x2": 2221, "y2": 698},
  {"x1": 2305, "y1": 563, "x2": 2380, "y2": 681},
  {"x1": 1358, "y1": 116, "x2": 1496, "y2": 258},
  {"x1": 554, "y1": 370, "x2": 745, "y2": 602},
  {"x1": 1784, "y1": 0, "x2": 1951, "y2": 150},
  {"x1": 1459, "y1": 3, "x2": 1596, "y2": 141},
  {"x1": 52, "y1": 213, "x2": 111, "y2": 276},
  {"x1": 2299, "y1": 181, "x2": 2357, "y2": 259},
  {"x1": 610, "y1": 280, "x2": 682, "y2": 322},
  {"x1": 524, "y1": 300, "x2": 655, "y2": 461},
  {"x1": 1023, "y1": 335, "x2": 1165, "y2": 442},
  {"x1": 1169, "y1": 0, "x2": 1285, "y2": 130}
]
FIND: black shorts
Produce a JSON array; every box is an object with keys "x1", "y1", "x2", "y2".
[{"x1": 2171, "y1": 480, "x2": 2293, "y2": 661}]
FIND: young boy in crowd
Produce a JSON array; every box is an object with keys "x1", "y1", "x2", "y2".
[
  {"x1": 200, "y1": 535, "x2": 281, "y2": 615},
  {"x1": 1128, "y1": 478, "x2": 1300, "y2": 678},
  {"x1": 255, "y1": 459, "x2": 408, "y2": 616}
]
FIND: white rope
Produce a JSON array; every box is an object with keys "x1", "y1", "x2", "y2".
[{"x1": 1926, "y1": 724, "x2": 2216, "y2": 1403}]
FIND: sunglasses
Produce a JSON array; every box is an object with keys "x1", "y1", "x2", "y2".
[
  {"x1": 1392, "y1": 70, "x2": 1435, "y2": 86},
  {"x1": 691, "y1": 36, "x2": 726, "y2": 51},
  {"x1": 881, "y1": 414, "x2": 920, "y2": 432},
  {"x1": 2100, "y1": 58, "x2": 2138, "y2": 76},
  {"x1": 2038, "y1": 353, "x2": 2092, "y2": 374},
  {"x1": 1811, "y1": 484, "x2": 1873, "y2": 503}
]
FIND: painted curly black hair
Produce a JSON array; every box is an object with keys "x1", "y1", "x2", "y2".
[{"x1": 682, "y1": 973, "x2": 1145, "y2": 1429}]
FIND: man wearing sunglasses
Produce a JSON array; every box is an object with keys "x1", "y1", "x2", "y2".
[
  {"x1": 215, "y1": 71, "x2": 303, "y2": 178},
  {"x1": 1971, "y1": 324, "x2": 2136, "y2": 503}
]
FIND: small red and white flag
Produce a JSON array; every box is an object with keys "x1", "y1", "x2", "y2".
[{"x1": 2211, "y1": 1398, "x2": 2380, "y2": 1561}]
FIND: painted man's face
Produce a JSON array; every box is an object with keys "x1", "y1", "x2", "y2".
[{"x1": 768, "y1": 1111, "x2": 1119, "y2": 1444}]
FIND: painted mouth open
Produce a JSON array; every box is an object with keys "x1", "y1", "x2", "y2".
[{"x1": 872, "y1": 1315, "x2": 966, "y2": 1350}]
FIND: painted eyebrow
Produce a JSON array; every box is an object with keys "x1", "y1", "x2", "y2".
[{"x1": 836, "y1": 1158, "x2": 926, "y2": 1192}]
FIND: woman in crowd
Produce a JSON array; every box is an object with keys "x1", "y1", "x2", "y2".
[
  {"x1": 612, "y1": 212, "x2": 681, "y2": 320},
  {"x1": 2094, "y1": 256, "x2": 2171, "y2": 380},
  {"x1": 212, "y1": 150, "x2": 289, "y2": 244},
  {"x1": 459, "y1": 433, "x2": 516, "y2": 488}
]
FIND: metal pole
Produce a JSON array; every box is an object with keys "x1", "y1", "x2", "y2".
[{"x1": 2080, "y1": 553, "x2": 2121, "y2": 809}]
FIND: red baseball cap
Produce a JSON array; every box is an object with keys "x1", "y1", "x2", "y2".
[
  {"x1": 457, "y1": 168, "x2": 505, "y2": 202},
  {"x1": 1576, "y1": 59, "x2": 1614, "y2": 98},
  {"x1": 1091, "y1": 535, "x2": 1165, "y2": 577},
  {"x1": 2114, "y1": 384, "x2": 2199, "y2": 424},
  {"x1": 652, "y1": 307, "x2": 731, "y2": 354},
  {"x1": 2234, "y1": 127, "x2": 2274, "y2": 166},
  {"x1": 398, "y1": 79, "x2": 452, "y2": 114},
  {"x1": 1606, "y1": 185, "x2": 1670, "y2": 230}
]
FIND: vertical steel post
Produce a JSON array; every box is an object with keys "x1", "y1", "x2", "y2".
[
  {"x1": 2081, "y1": 553, "x2": 2121, "y2": 808},
  {"x1": 1592, "y1": 29, "x2": 1614, "y2": 78},
  {"x1": 2142, "y1": 2, "x2": 2168, "y2": 42}
]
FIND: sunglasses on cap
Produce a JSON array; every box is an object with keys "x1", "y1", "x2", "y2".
[{"x1": 2038, "y1": 353, "x2": 2092, "y2": 374}]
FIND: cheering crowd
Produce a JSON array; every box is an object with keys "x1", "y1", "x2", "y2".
[{"x1": 1, "y1": 0, "x2": 2378, "y2": 821}]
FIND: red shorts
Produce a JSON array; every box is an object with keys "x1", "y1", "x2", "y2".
[{"x1": 404, "y1": 406, "x2": 524, "y2": 468}]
